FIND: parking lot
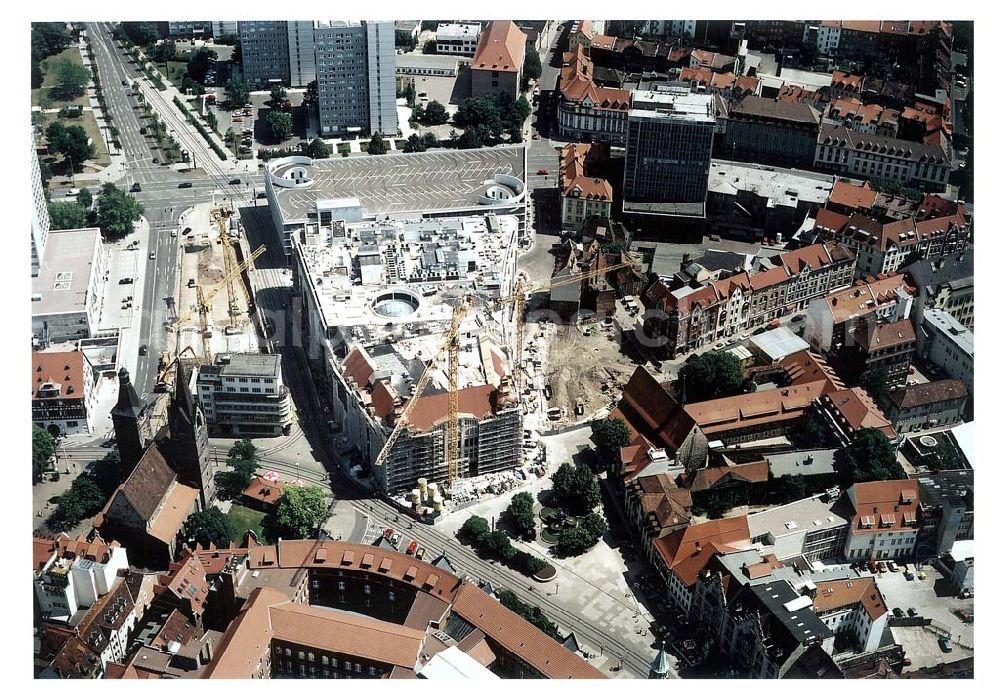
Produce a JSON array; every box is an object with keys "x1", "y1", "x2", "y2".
[{"x1": 874, "y1": 563, "x2": 974, "y2": 670}]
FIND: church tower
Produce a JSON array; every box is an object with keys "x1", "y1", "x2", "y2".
[
  {"x1": 649, "y1": 645, "x2": 670, "y2": 679},
  {"x1": 111, "y1": 368, "x2": 151, "y2": 474},
  {"x1": 165, "y1": 358, "x2": 215, "y2": 508}
]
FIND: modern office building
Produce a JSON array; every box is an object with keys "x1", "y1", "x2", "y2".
[
  {"x1": 315, "y1": 21, "x2": 397, "y2": 136},
  {"x1": 919, "y1": 309, "x2": 974, "y2": 397},
  {"x1": 32, "y1": 134, "x2": 50, "y2": 277},
  {"x1": 212, "y1": 21, "x2": 238, "y2": 38},
  {"x1": 31, "y1": 227, "x2": 109, "y2": 347},
  {"x1": 287, "y1": 21, "x2": 317, "y2": 87},
  {"x1": 623, "y1": 89, "x2": 715, "y2": 218},
  {"x1": 195, "y1": 353, "x2": 292, "y2": 437},
  {"x1": 167, "y1": 21, "x2": 212, "y2": 38},
  {"x1": 435, "y1": 23, "x2": 481, "y2": 56}
]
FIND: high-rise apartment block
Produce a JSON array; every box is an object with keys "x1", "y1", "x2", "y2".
[
  {"x1": 31, "y1": 134, "x2": 49, "y2": 277},
  {"x1": 623, "y1": 89, "x2": 716, "y2": 218},
  {"x1": 239, "y1": 21, "x2": 292, "y2": 86},
  {"x1": 314, "y1": 21, "x2": 396, "y2": 136}
]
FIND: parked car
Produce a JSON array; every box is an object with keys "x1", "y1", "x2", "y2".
[
  {"x1": 887, "y1": 560, "x2": 899, "y2": 572},
  {"x1": 892, "y1": 607, "x2": 904, "y2": 618},
  {"x1": 119, "y1": 277, "x2": 133, "y2": 285},
  {"x1": 229, "y1": 178, "x2": 241, "y2": 185},
  {"x1": 139, "y1": 344, "x2": 148, "y2": 356},
  {"x1": 149, "y1": 251, "x2": 156, "y2": 260},
  {"x1": 405, "y1": 540, "x2": 418, "y2": 555},
  {"x1": 382, "y1": 528, "x2": 395, "y2": 541},
  {"x1": 188, "y1": 279, "x2": 196, "y2": 288},
  {"x1": 907, "y1": 607, "x2": 919, "y2": 617},
  {"x1": 152, "y1": 158, "x2": 159, "y2": 164},
  {"x1": 415, "y1": 547, "x2": 425, "y2": 560},
  {"x1": 178, "y1": 181, "x2": 193, "y2": 188},
  {"x1": 939, "y1": 637, "x2": 953, "y2": 653},
  {"x1": 536, "y1": 168, "x2": 549, "y2": 175},
  {"x1": 139, "y1": 126, "x2": 147, "y2": 134},
  {"x1": 170, "y1": 229, "x2": 177, "y2": 237},
  {"x1": 130, "y1": 183, "x2": 142, "y2": 192}
]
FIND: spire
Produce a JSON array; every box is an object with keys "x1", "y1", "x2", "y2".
[
  {"x1": 649, "y1": 644, "x2": 670, "y2": 679},
  {"x1": 112, "y1": 368, "x2": 145, "y2": 419}
]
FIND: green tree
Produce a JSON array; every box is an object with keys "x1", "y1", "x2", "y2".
[
  {"x1": 225, "y1": 77, "x2": 250, "y2": 108},
  {"x1": 480, "y1": 531, "x2": 516, "y2": 561},
  {"x1": 266, "y1": 110, "x2": 293, "y2": 142},
  {"x1": 859, "y1": 366, "x2": 888, "y2": 401},
  {"x1": 86, "y1": 451, "x2": 125, "y2": 497},
  {"x1": 227, "y1": 438, "x2": 259, "y2": 488},
  {"x1": 402, "y1": 81, "x2": 416, "y2": 107},
  {"x1": 557, "y1": 525, "x2": 596, "y2": 556},
  {"x1": 836, "y1": 428, "x2": 905, "y2": 483},
  {"x1": 551, "y1": 463, "x2": 602, "y2": 516},
  {"x1": 304, "y1": 80, "x2": 318, "y2": 103},
  {"x1": 32, "y1": 425, "x2": 56, "y2": 484},
  {"x1": 121, "y1": 22, "x2": 161, "y2": 47},
  {"x1": 95, "y1": 183, "x2": 144, "y2": 237},
  {"x1": 186, "y1": 48, "x2": 217, "y2": 83},
  {"x1": 184, "y1": 507, "x2": 235, "y2": 548},
  {"x1": 402, "y1": 133, "x2": 426, "y2": 153},
  {"x1": 457, "y1": 515, "x2": 490, "y2": 544},
  {"x1": 580, "y1": 512, "x2": 608, "y2": 541},
  {"x1": 926, "y1": 444, "x2": 961, "y2": 472},
  {"x1": 496, "y1": 589, "x2": 560, "y2": 639},
  {"x1": 304, "y1": 137, "x2": 331, "y2": 159},
  {"x1": 47, "y1": 475, "x2": 106, "y2": 532},
  {"x1": 367, "y1": 131, "x2": 388, "y2": 155},
  {"x1": 770, "y1": 474, "x2": 808, "y2": 503},
  {"x1": 678, "y1": 351, "x2": 745, "y2": 403},
  {"x1": 32, "y1": 61, "x2": 44, "y2": 89},
  {"x1": 47, "y1": 201, "x2": 87, "y2": 230},
  {"x1": 455, "y1": 126, "x2": 482, "y2": 149},
  {"x1": 273, "y1": 485, "x2": 327, "y2": 539},
  {"x1": 503, "y1": 491, "x2": 536, "y2": 537},
  {"x1": 232, "y1": 42, "x2": 243, "y2": 66},
  {"x1": 522, "y1": 45, "x2": 542, "y2": 85},
  {"x1": 592, "y1": 418, "x2": 631, "y2": 454},
  {"x1": 150, "y1": 40, "x2": 177, "y2": 64},
  {"x1": 421, "y1": 132, "x2": 438, "y2": 148},
  {"x1": 77, "y1": 188, "x2": 93, "y2": 208},
  {"x1": 794, "y1": 409, "x2": 832, "y2": 448},
  {"x1": 51, "y1": 59, "x2": 91, "y2": 100},
  {"x1": 31, "y1": 22, "x2": 73, "y2": 60},
  {"x1": 205, "y1": 110, "x2": 218, "y2": 132},
  {"x1": 269, "y1": 84, "x2": 288, "y2": 104},
  {"x1": 46, "y1": 122, "x2": 95, "y2": 170},
  {"x1": 422, "y1": 100, "x2": 449, "y2": 125}
]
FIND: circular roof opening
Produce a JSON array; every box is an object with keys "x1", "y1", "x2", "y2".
[
  {"x1": 372, "y1": 290, "x2": 420, "y2": 318},
  {"x1": 919, "y1": 436, "x2": 938, "y2": 448}
]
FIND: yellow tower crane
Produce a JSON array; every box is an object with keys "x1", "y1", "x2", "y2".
[
  {"x1": 371, "y1": 256, "x2": 640, "y2": 486},
  {"x1": 169, "y1": 244, "x2": 266, "y2": 362}
]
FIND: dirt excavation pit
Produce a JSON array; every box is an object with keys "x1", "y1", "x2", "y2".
[{"x1": 543, "y1": 324, "x2": 637, "y2": 419}]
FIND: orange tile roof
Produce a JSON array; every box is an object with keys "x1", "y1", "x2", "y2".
[
  {"x1": 828, "y1": 179, "x2": 877, "y2": 211},
  {"x1": 406, "y1": 384, "x2": 497, "y2": 432},
  {"x1": 371, "y1": 379, "x2": 398, "y2": 421},
  {"x1": 613, "y1": 366, "x2": 695, "y2": 451},
  {"x1": 854, "y1": 317, "x2": 916, "y2": 353},
  {"x1": 779, "y1": 350, "x2": 845, "y2": 389},
  {"x1": 813, "y1": 577, "x2": 888, "y2": 620},
  {"x1": 652, "y1": 517, "x2": 751, "y2": 587},
  {"x1": 342, "y1": 347, "x2": 375, "y2": 388},
  {"x1": 204, "y1": 587, "x2": 284, "y2": 678},
  {"x1": 559, "y1": 44, "x2": 630, "y2": 111},
  {"x1": 821, "y1": 387, "x2": 896, "y2": 440},
  {"x1": 472, "y1": 20, "x2": 526, "y2": 73},
  {"x1": 589, "y1": 34, "x2": 617, "y2": 51},
  {"x1": 822, "y1": 274, "x2": 913, "y2": 324},
  {"x1": 157, "y1": 550, "x2": 210, "y2": 615},
  {"x1": 683, "y1": 380, "x2": 837, "y2": 437},
  {"x1": 848, "y1": 479, "x2": 920, "y2": 535},
  {"x1": 148, "y1": 482, "x2": 199, "y2": 544},
  {"x1": 560, "y1": 143, "x2": 612, "y2": 202},
  {"x1": 831, "y1": 71, "x2": 864, "y2": 91},
  {"x1": 687, "y1": 459, "x2": 770, "y2": 493},
  {"x1": 33, "y1": 537, "x2": 56, "y2": 571},
  {"x1": 32, "y1": 350, "x2": 86, "y2": 400},
  {"x1": 450, "y1": 583, "x2": 605, "y2": 678},
  {"x1": 735, "y1": 75, "x2": 760, "y2": 94},
  {"x1": 270, "y1": 601, "x2": 425, "y2": 668},
  {"x1": 242, "y1": 475, "x2": 286, "y2": 507}
]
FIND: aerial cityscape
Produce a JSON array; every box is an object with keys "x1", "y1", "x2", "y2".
[{"x1": 30, "y1": 16, "x2": 974, "y2": 680}]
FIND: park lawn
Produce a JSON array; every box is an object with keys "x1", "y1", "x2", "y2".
[
  {"x1": 162, "y1": 60, "x2": 190, "y2": 91},
  {"x1": 336, "y1": 142, "x2": 351, "y2": 156},
  {"x1": 32, "y1": 46, "x2": 90, "y2": 109},
  {"x1": 227, "y1": 504, "x2": 269, "y2": 543},
  {"x1": 37, "y1": 110, "x2": 110, "y2": 168}
]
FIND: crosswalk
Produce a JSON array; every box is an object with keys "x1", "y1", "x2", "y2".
[{"x1": 61, "y1": 431, "x2": 115, "y2": 449}]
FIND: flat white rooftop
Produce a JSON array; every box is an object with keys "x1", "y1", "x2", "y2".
[
  {"x1": 31, "y1": 227, "x2": 100, "y2": 317},
  {"x1": 630, "y1": 89, "x2": 716, "y2": 123}
]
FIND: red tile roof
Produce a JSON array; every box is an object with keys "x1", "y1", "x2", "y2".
[
  {"x1": 686, "y1": 459, "x2": 770, "y2": 493},
  {"x1": 684, "y1": 380, "x2": 837, "y2": 437},
  {"x1": 822, "y1": 387, "x2": 896, "y2": 440},
  {"x1": 342, "y1": 347, "x2": 375, "y2": 388},
  {"x1": 822, "y1": 274, "x2": 914, "y2": 325},
  {"x1": 827, "y1": 179, "x2": 876, "y2": 212},
  {"x1": 813, "y1": 577, "x2": 888, "y2": 621},
  {"x1": 885, "y1": 379, "x2": 967, "y2": 410},
  {"x1": 560, "y1": 143, "x2": 613, "y2": 202},
  {"x1": 406, "y1": 384, "x2": 498, "y2": 432},
  {"x1": 847, "y1": 479, "x2": 920, "y2": 535},
  {"x1": 242, "y1": 475, "x2": 287, "y2": 507},
  {"x1": 612, "y1": 366, "x2": 694, "y2": 451},
  {"x1": 472, "y1": 20, "x2": 526, "y2": 73},
  {"x1": 652, "y1": 517, "x2": 751, "y2": 587},
  {"x1": 559, "y1": 44, "x2": 630, "y2": 111},
  {"x1": 32, "y1": 351, "x2": 86, "y2": 400}
]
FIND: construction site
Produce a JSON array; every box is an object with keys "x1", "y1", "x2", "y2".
[
  {"x1": 159, "y1": 204, "x2": 265, "y2": 387},
  {"x1": 290, "y1": 209, "x2": 640, "y2": 515}
]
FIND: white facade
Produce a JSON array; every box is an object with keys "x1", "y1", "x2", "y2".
[
  {"x1": 196, "y1": 354, "x2": 291, "y2": 436},
  {"x1": 34, "y1": 545, "x2": 128, "y2": 622},
  {"x1": 812, "y1": 24, "x2": 841, "y2": 55},
  {"x1": 921, "y1": 309, "x2": 974, "y2": 397},
  {"x1": 31, "y1": 134, "x2": 50, "y2": 277},
  {"x1": 816, "y1": 599, "x2": 887, "y2": 652},
  {"x1": 435, "y1": 23, "x2": 481, "y2": 56},
  {"x1": 212, "y1": 21, "x2": 238, "y2": 37}
]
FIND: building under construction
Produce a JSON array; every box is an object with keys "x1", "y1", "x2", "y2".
[{"x1": 293, "y1": 213, "x2": 523, "y2": 496}]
